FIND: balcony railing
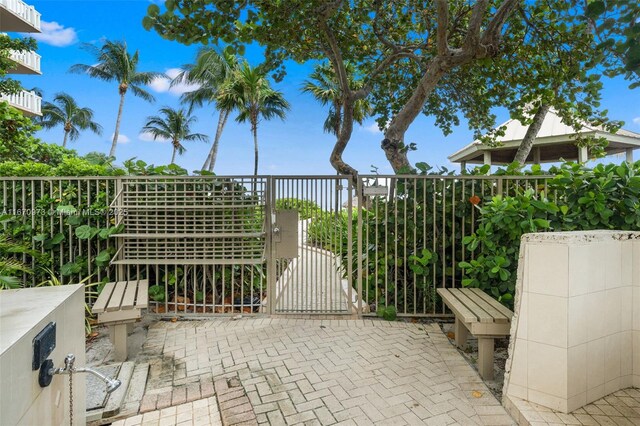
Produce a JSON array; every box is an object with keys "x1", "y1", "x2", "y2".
[
  {"x1": 8, "y1": 49, "x2": 41, "y2": 74},
  {"x1": 1, "y1": 89, "x2": 41, "y2": 116},
  {"x1": 0, "y1": 0, "x2": 41, "y2": 32}
]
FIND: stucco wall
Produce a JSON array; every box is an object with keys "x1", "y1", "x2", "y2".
[
  {"x1": 503, "y1": 231, "x2": 640, "y2": 413},
  {"x1": 0, "y1": 285, "x2": 86, "y2": 425}
]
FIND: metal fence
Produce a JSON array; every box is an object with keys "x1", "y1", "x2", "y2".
[
  {"x1": 356, "y1": 175, "x2": 553, "y2": 316},
  {"x1": 0, "y1": 174, "x2": 551, "y2": 316}
]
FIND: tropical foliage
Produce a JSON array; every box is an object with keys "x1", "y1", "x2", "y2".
[
  {"x1": 141, "y1": 107, "x2": 208, "y2": 164},
  {"x1": 302, "y1": 62, "x2": 370, "y2": 135},
  {"x1": 70, "y1": 40, "x2": 160, "y2": 157},
  {"x1": 38, "y1": 92, "x2": 102, "y2": 147},
  {"x1": 175, "y1": 49, "x2": 238, "y2": 172},
  {"x1": 144, "y1": 0, "x2": 623, "y2": 176},
  {"x1": 462, "y1": 161, "x2": 640, "y2": 306},
  {"x1": 217, "y1": 62, "x2": 289, "y2": 175}
]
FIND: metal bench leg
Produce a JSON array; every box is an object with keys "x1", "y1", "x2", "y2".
[
  {"x1": 455, "y1": 318, "x2": 469, "y2": 348},
  {"x1": 111, "y1": 323, "x2": 128, "y2": 362},
  {"x1": 477, "y1": 337, "x2": 494, "y2": 380}
]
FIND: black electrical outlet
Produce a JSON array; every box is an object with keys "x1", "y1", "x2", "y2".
[{"x1": 32, "y1": 322, "x2": 56, "y2": 370}]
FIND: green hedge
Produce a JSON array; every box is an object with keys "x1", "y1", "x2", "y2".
[{"x1": 461, "y1": 161, "x2": 640, "y2": 306}]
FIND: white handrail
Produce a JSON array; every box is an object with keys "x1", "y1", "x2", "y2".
[
  {"x1": 0, "y1": 0, "x2": 41, "y2": 31},
  {"x1": 0, "y1": 90, "x2": 42, "y2": 115},
  {"x1": 8, "y1": 49, "x2": 41, "y2": 73}
]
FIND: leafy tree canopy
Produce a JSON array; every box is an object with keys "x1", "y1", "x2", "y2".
[
  {"x1": 0, "y1": 35, "x2": 37, "y2": 96},
  {"x1": 144, "y1": 1, "x2": 634, "y2": 174}
]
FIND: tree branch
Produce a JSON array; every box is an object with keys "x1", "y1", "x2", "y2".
[
  {"x1": 480, "y1": 0, "x2": 520, "y2": 51},
  {"x1": 463, "y1": 0, "x2": 489, "y2": 52},
  {"x1": 435, "y1": 0, "x2": 450, "y2": 56}
]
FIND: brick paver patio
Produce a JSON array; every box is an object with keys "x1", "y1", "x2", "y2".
[{"x1": 130, "y1": 318, "x2": 514, "y2": 425}]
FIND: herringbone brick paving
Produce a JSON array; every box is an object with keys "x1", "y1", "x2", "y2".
[{"x1": 136, "y1": 318, "x2": 514, "y2": 425}]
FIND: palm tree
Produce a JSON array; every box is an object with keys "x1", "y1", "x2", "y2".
[
  {"x1": 38, "y1": 93, "x2": 102, "y2": 148},
  {"x1": 174, "y1": 49, "x2": 238, "y2": 172},
  {"x1": 218, "y1": 63, "x2": 289, "y2": 175},
  {"x1": 302, "y1": 62, "x2": 370, "y2": 135},
  {"x1": 69, "y1": 40, "x2": 160, "y2": 157},
  {"x1": 141, "y1": 107, "x2": 208, "y2": 164}
]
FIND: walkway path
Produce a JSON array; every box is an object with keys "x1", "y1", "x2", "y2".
[
  {"x1": 273, "y1": 219, "x2": 358, "y2": 314},
  {"x1": 132, "y1": 318, "x2": 514, "y2": 425}
]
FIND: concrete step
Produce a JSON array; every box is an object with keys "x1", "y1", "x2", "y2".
[{"x1": 86, "y1": 361, "x2": 148, "y2": 424}]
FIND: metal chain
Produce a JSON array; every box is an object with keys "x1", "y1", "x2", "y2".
[{"x1": 69, "y1": 369, "x2": 73, "y2": 426}]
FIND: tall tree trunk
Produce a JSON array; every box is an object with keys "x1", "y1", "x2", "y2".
[
  {"x1": 382, "y1": 60, "x2": 449, "y2": 173},
  {"x1": 170, "y1": 145, "x2": 177, "y2": 164},
  {"x1": 252, "y1": 123, "x2": 259, "y2": 176},
  {"x1": 329, "y1": 94, "x2": 358, "y2": 177},
  {"x1": 513, "y1": 103, "x2": 550, "y2": 167},
  {"x1": 110, "y1": 92, "x2": 126, "y2": 157},
  {"x1": 62, "y1": 130, "x2": 69, "y2": 148},
  {"x1": 202, "y1": 109, "x2": 229, "y2": 172}
]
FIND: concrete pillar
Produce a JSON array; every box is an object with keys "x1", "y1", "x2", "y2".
[
  {"x1": 483, "y1": 151, "x2": 492, "y2": 166},
  {"x1": 578, "y1": 146, "x2": 588, "y2": 163},
  {"x1": 626, "y1": 148, "x2": 634, "y2": 163},
  {"x1": 483, "y1": 152, "x2": 493, "y2": 175},
  {"x1": 460, "y1": 161, "x2": 467, "y2": 173}
]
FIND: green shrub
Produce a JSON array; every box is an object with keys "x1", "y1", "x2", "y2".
[
  {"x1": 306, "y1": 210, "x2": 350, "y2": 252},
  {"x1": 376, "y1": 305, "x2": 397, "y2": 321},
  {"x1": 461, "y1": 161, "x2": 640, "y2": 306},
  {"x1": 275, "y1": 198, "x2": 322, "y2": 220},
  {"x1": 459, "y1": 189, "x2": 557, "y2": 305}
]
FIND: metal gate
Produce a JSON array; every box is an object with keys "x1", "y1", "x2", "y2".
[
  {"x1": 109, "y1": 175, "x2": 359, "y2": 316},
  {"x1": 268, "y1": 176, "x2": 357, "y2": 315}
]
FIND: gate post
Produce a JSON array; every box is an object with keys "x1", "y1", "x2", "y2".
[
  {"x1": 356, "y1": 176, "x2": 363, "y2": 316},
  {"x1": 265, "y1": 176, "x2": 276, "y2": 315},
  {"x1": 114, "y1": 177, "x2": 125, "y2": 282}
]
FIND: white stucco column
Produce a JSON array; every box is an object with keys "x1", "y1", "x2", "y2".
[
  {"x1": 578, "y1": 146, "x2": 588, "y2": 163},
  {"x1": 483, "y1": 151, "x2": 492, "y2": 166}
]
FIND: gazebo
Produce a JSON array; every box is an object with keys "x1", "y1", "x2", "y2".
[{"x1": 448, "y1": 109, "x2": 640, "y2": 170}]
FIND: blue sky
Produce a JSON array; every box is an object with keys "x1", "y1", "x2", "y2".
[{"x1": 18, "y1": 0, "x2": 640, "y2": 175}]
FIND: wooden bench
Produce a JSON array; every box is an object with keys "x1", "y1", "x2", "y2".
[
  {"x1": 92, "y1": 279, "x2": 148, "y2": 361},
  {"x1": 437, "y1": 287, "x2": 513, "y2": 380}
]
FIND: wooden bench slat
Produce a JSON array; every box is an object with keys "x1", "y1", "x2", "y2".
[
  {"x1": 437, "y1": 288, "x2": 477, "y2": 323},
  {"x1": 449, "y1": 288, "x2": 494, "y2": 323},
  {"x1": 135, "y1": 279, "x2": 149, "y2": 308},
  {"x1": 462, "y1": 290, "x2": 509, "y2": 323},
  {"x1": 106, "y1": 281, "x2": 127, "y2": 312},
  {"x1": 469, "y1": 288, "x2": 514, "y2": 319},
  {"x1": 93, "y1": 282, "x2": 115, "y2": 313},
  {"x1": 121, "y1": 281, "x2": 137, "y2": 309}
]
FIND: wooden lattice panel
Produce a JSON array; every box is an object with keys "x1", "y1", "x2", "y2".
[{"x1": 110, "y1": 177, "x2": 267, "y2": 265}]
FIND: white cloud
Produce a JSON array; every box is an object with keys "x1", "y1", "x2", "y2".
[
  {"x1": 138, "y1": 131, "x2": 170, "y2": 143},
  {"x1": 361, "y1": 122, "x2": 382, "y2": 134},
  {"x1": 149, "y1": 68, "x2": 200, "y2": 96},
  {"x1": 110, "y1": 133, "x2": 130, "y2": 144},
  {"x1": 31, "y1": 21, "x2": 78, "y2": 47},
  {"x1": 633, "y1": 117, "x2": 640, "y2": 125}
]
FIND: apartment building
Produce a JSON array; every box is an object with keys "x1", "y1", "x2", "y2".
[{"x1": 0, "y1": 0, "x2": 42, "y2": 116}]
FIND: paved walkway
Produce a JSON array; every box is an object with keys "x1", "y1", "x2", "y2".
[
  {"x1": 112, "y1": 397, "x2": 221, "y2": 426},
  {"x1": 131, "y1": 318, "x2": 514, "y2": 425},
  {"x1": 274, "y1": 219, "x2": 354, "y2": 314}
]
